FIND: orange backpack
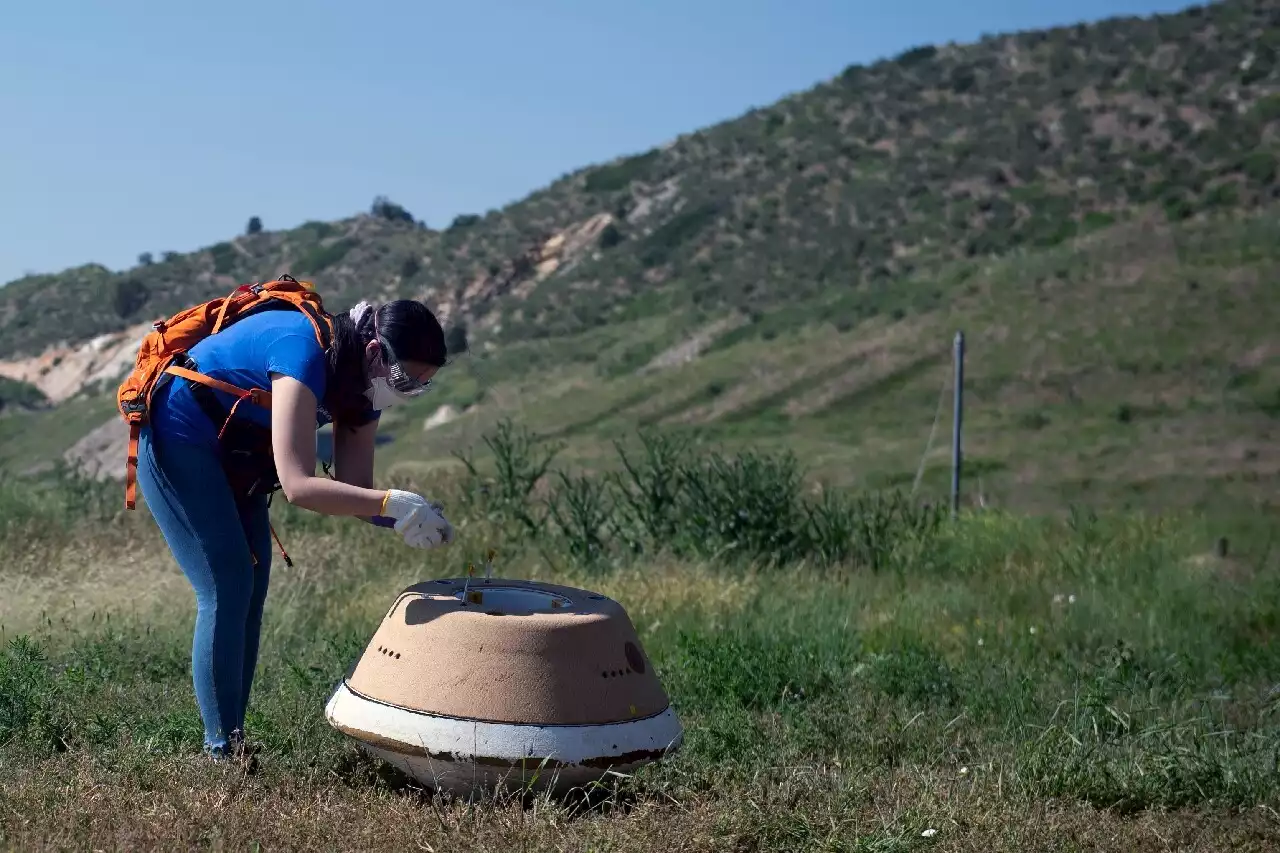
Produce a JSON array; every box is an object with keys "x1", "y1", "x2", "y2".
[{"x1": 116, "y1": 275, "x2": 334, "y2": 512}]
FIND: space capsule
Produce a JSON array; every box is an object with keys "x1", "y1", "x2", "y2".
[{"x1": 325, "y1": 574, "x2": 684, "y2": 796}]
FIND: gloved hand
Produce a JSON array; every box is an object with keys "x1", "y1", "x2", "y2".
[
  {"x1": 405, "y1": 500, "x2": 453, "y2": 548},
  {"x1": 381, "y1": 489, "x2": 454, "y2": 549}
]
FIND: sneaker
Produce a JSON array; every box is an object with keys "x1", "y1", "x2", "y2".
[{"x1": 228, "y1": 729, "x2": 262, "y2": 772}]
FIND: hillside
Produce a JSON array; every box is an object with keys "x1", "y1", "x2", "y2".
[
  {"x1": 2, "y1": 0, "x2": 1280, "y2": 519},
  {"x1": 2, "y1": 0, "x2": 1278, "y2": 367},
  {"x1": 353, "y1": 205, "x2": 1280, "y2": 515},
  {"x1": 4, "y1": 202, "x2": 1278, "y2": 520}
]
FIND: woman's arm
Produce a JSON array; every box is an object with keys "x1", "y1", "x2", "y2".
[
  {"x1": 270, "y1": 373, "x2": 388, "y2": 517},
  {"x1": 331, "y1": 417, "x2": 386, "y2": 524},
  {"x1": 332, "y1": 418, "x2": 377, "y2": 488}
]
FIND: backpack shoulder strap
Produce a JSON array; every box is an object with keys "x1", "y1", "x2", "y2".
[
  {"x1": 121, "y1": 277, "x2": 330, "y2": 510},
  {"x1": 254, "y1": 277, "x2": 334, "y2": 351}
]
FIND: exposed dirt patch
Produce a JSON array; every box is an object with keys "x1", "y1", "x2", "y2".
[
  {"x1": 62, "y1": 416, "x2": 129, "y2": 481},
  {"x1": 784, "y1": 330, "x2": 944, "y2": 418},
  {"x1": 664, "y1": 317, "x2": 935, "y2": 426},
  {"x1": 638, "y1": 315, "x2": 748, "y2": 375},
  {"x1": 0, "y1": 320, "x2": 151, "y2": 403},
  {"x1": 423, "y1": 404, "x2": 461, "y2": 431}
]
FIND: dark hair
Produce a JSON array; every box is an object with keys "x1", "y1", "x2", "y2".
[{"x1": 324, "y1": 299, "x2": 447, "y2": 427}]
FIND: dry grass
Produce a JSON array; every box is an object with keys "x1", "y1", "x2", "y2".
[
  {"x1": 4, "y1": 753, "x2": 1278, "y2": 852},
  {"x1": 6, "y1": 425, "x2": 1280, "y2": 851}
]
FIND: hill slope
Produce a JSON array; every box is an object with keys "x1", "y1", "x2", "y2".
[
  {"x1": 366, "y1": 205, "x2": 1280, "y2": 514},
  {"x1": 1, "y1": 0, "x2": 1277, "y2": 366},
  {"x1": 2, "y1": 0, "x2": 1280, "y2": 520},
  {"x1": 5, "y1": 203, "x2": 1278, "y2": 519}
]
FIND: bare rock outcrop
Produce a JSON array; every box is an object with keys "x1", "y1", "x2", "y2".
[
  {"x1": 63, "y1": 416, "x2": 130, "y2": 481},
  {"x1": 0, "y1": 321, "x2": 149, "y2": 404}
]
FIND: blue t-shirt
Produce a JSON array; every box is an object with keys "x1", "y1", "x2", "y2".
[{"x1": 150, "y1": 308, "x2": 378, "y2": 448}]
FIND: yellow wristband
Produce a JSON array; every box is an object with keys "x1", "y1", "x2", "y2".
[{"x1": 380, "y1": 490, "x2": 391, "y2": 516}]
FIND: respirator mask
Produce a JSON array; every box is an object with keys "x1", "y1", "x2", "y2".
[
  {"x1": 365, "y1": 376, "x2": 415, "y2": 411},
  {"x1": 362, "y1": 306, "x2": 432, "y2": 411}
]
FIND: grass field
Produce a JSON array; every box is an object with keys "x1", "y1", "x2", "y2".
[
  {"x1": 5, "y1": 4, "x2": 1280, "y2": 843},
  {"x1": 3, "y1": 207, "x2": 1280, "y2": 851},
  {"x1": 3, "y1": 424, "x2": 1280, "y2": 851}
]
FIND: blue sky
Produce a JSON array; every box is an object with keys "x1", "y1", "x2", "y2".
[{"x1": 0, "y1": 0, "x2": 1194, "y2": 286}]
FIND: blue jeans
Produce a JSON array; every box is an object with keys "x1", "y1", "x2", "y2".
[{"x1": 136, "y1": 422, "x2": 273, "y2": 756}]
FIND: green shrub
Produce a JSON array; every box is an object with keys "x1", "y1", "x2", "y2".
[{"x1": 453, "y1": 421, "x2": 945, "y2": 570}]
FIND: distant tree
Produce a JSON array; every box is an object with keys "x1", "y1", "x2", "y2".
[
  {"x1": 400, "y1": 255, "x2": 421, "y2": 279},
  {"x1": 598, "y1": 222, "x2": 623, "y2": 249},
  {"x1": 950, "y1": 66, "x2": 977, "y2": 93},
  {"x1": 112, "y1": 278, "x2": 149, "y2": 318},
  {"x1": 246, "y1": 216, "x2": 263, "y2": 235},
  {"x1": 448, "y1": 213, "x2": 481, "y2": 230},
  {"x1": 894, "y1": 44, "x2": 937, "y2": 66},
  {"x1": 840, "y1": 63, "x2": 866, "y2": 86},
  {"x1": 162, "y1": 251, "x2": 180, "y2": 263},
  {"x1": 209, "y1": 242, "x2": 236, "y2": 275},
  {"x1": 0, "y1": 377, "x2": 50, "y2": 412},
  {"x1": 1244, "y1": 151, "x2": 1277, "y2": 186},
  {"x1": 371, "y1": 196, "x2": 414, "y2": 224},
  {"x1": 445, "y1": 323, "x2": 469, "y2": 356},
  {"x1": 138, "y1": 252, "x2": 153, "y2": 266}
]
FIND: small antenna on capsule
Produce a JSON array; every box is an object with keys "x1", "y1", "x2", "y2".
[{"x1": 460, "y1": 562, "x2": 476, "y2": 606}]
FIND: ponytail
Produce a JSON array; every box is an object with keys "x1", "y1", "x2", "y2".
[{"x1": 324, "y1": 301, "x2": 378, "y2": 429}]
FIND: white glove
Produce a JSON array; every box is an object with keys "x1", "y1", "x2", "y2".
[
  {"x1": 404, "y1": 500, "x2": 452, "y2": 548},
  {"x1": 382, "y1": 489, "x2": 454, "y2": 549}
]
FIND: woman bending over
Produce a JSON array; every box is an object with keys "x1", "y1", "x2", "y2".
[{"x1": 136, "y1": 296, "x2": 453, "y2": 759}]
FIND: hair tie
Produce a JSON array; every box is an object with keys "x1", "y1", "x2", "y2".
[{"x1": 348, "y1": 300, "x2": 373, "y2": 328}]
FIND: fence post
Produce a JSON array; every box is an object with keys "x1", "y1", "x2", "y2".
[{"x1": 951, "y1": 330, "x2": 965, "y2": 520}]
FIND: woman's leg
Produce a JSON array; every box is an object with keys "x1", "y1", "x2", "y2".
[
  {"x1": 135, "y1": 425, "x2": 258, "y2": 756},
  {"x1": 236, "y1": 494, "x2": 273, "y2": 734}
]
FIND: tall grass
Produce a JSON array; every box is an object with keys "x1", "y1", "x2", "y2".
[
  {"x1": 454, "y1": 420, "x2": 947, "y2": 570},
  {"x1": 3, "y1": 422, "x2": 1280, "y2": 850}
]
